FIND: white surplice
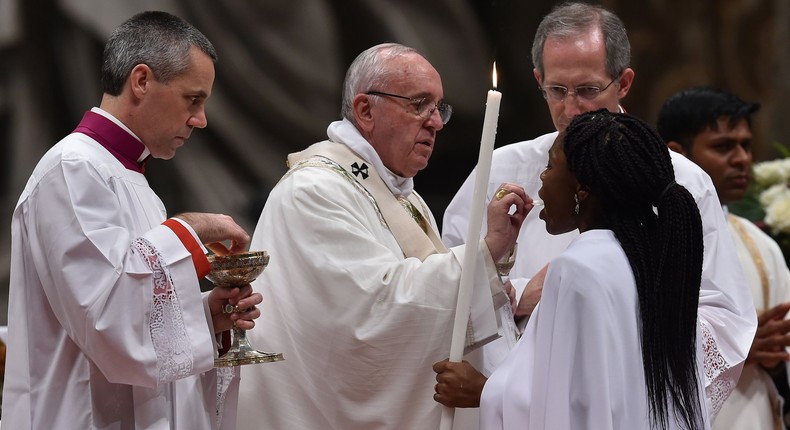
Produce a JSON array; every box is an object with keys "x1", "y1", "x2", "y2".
[
  {"x1": 237, "y1": 120, "x2": 502, "y2": 430},
  {"x1": 712, "y1": 211, "x2": 790, "y2": 430},
  {"x1": 442, "y1": 131, "x2": 757, "y2": 417},
  {"x1": 2, "y1": 111, "x2": 238, "y2": 429},
  {"x1": 480, "y1": 230, "x2": 710, "y2": 430}
]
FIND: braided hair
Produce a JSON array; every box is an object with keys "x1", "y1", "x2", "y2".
[{"x1": 563, "y1": 109, "x2": 704, "y2": 430}]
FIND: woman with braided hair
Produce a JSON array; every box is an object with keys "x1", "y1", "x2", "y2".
[{"x1": 476, "y1": 110, "x2": 708, "y2": 429}]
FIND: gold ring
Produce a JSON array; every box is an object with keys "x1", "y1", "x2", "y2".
[{"x1": 495, "y1": 188, "x2": 509, "y2": 201}]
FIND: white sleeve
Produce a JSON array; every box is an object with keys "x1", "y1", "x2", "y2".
[
  {"x1": 672, "y1": 153, "x2": 757, "y2": 411},
  {"x1": 27, "y1": 158, "x2": 215, "y2": 387}
]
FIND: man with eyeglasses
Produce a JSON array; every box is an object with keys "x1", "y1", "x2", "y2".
[
  {"x1": 436, "y1": 2, "x2": 756, "y2": 425},
  {"x1": 236, "y1": 42, "x2": 531, "y2": 430}
]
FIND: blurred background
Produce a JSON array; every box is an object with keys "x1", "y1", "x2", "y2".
[{"x1": 0, "y1": 0, "x2": 787, "y2": 324}]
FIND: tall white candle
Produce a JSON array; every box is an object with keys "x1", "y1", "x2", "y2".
[{"x1": 440, "y1": 66, "x2": 501, "y2": 430}]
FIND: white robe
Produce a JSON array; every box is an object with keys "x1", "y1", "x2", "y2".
[
  {"x1": 712, "y1": 211, "x2": 790, "y2": 430},
  {"x1": 237, "y1": 125, "x2": 502, "y2": 430},
  {"x1": 442, "y1": 131, "x2": 757, "y2": 417},
  {"x1": 2, "y1": 116, "x2": 238, "y2": 429},
  {"x1": 480, "y1": 230, "x2": 710, "y2": 430}
]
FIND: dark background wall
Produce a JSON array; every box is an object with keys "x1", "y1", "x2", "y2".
[{"x1": 1, "y1": 0, "x2": 787, "y2": 324}]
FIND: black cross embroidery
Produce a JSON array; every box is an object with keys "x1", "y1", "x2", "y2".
[{"x1": 351, "y1": 162, "x2": 369, "y2": 179}]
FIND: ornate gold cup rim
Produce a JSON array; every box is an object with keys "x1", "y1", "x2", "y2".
[{"x1": 206, "y1": 251, "x2": 269, "y2": 287}]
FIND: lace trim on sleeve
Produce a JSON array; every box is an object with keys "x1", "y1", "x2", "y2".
[
  {"x1": 702, "y1": 322, "x2": 738, "y2": 420},
  {"x1": 133, "y1": 237, "x2": 194, "y2": 384},
  {"x1": 215, "y1": 366, "x2": 236, "y2": 425}
]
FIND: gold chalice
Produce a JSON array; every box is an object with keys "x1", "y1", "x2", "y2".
[{"x1": 206, "y1": 251, "x2": 284, "y2": 367}]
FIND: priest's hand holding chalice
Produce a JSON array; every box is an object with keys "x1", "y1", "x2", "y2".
[
  {"x1": 206, "y1": 249, "x2": 284, "y2": 366},
  {"x1": 175, "y1": 212, "x2": 283, "y2": 367}
]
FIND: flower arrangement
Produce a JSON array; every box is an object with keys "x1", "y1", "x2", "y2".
[
  {"x1": 754, "y1": 158, "x2": 790, "y2": 234},
  {"x1": 730, "y1": 147, "x2": 790, "y2": 262}
]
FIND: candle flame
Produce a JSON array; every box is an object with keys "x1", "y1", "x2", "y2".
[{"x1": 492, "y1": 62, "x2": 498, "y2": 89}]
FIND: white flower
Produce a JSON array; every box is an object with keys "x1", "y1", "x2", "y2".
[
  {"x1": 764, "y1": 189, "x2": 790, "y2": 234},
  {"x1": 753, "y1": 158, "x2": 790, "y2": 188},
  {"x1": 759, "y1": 183, "x2": 790, "y2": 207}
]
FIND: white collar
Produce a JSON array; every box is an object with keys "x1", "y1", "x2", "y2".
[
  {"x1": 91, "y1": 107, "x2": 151, "y2": 162},
  {"x1": 326, "y1": 119, "x2": 413, "y2": 197}
]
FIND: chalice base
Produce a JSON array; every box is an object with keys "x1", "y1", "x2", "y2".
[
  {"x1": 215, "y1": 326, "x2": 284, "y2": 367},
  {"x1": 215, "y1": 349, "x2": 284, "y2": 367}
]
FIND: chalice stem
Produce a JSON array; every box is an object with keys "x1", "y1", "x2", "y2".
[{"x1": 232, "y1": 326, "x2": 254, "y2": 352}]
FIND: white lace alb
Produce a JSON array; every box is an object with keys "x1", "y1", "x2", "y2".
[{"x1": 133, "y1": 238, "x2": 195, "y2": 384}]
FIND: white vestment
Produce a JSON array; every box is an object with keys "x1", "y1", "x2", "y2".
[
  {"x1": 442, "y1": 131, "x2": 757, "y2": 417},
  {"x1": 237, "y1": 120, "x2": 502, "y2": 430},
  {"x1": 2, "y1": 109, "x2": 239, "y2": 430},
  {"x1": 712, "y1": 211, "x2": 790, "y2": 430},
  {"x1": 480, "y1": 230, "x2": 710, "y2": 430}
]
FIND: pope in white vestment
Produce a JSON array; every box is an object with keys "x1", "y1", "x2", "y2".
[
  {"x1": 2, "y1": 108, "x2": 240, "y2": 429},
  {"x1": 443, "y1": 130, "x2": 758, "y2": 417},
  {"x1": 712, "y1": 210, "x2": 790, "y2": 430},
  {"x1": 480, "y1": 229, "x2": 710, "y2": 430},
  {"x1": 237, "y1": 119, "x2": 507, "y2": 430}
]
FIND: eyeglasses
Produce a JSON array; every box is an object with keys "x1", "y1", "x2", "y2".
[
  {"x1": 366, "y1": 91, "x2": 453, "y2": 124},
  {"x1": 539, "y1": 76, "x2": 619, "y2": 102}
]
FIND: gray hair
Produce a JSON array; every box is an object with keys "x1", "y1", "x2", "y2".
[
  {"x1": 340, "y1": 43, "x2": 421, "y2": 123},
  {"x1": 531, "y1": 2, "x2": 630, "y2": 81},
  {"x1": 101, "y1": 11, "x2": 217, "y2": 96}
]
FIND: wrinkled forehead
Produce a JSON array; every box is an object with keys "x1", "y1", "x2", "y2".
[
  {"x1": 541, "y1": 30, "x2": 608, "y2": 80},
  {"x1": 384, "y1": 53, "x2": 442, "y2": 93}
]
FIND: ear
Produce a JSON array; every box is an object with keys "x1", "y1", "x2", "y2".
[
  {"x1": 666, "y1": 141, "x2": 687, "y2": 156},
  {"x1": 616, "y1": 67, "x2": 635, "y2": 99},
  {"x1": 576, "y1": 183, "x2": 591, "y2": 202},
  {"x1": 128, "y1": 64, "x2": 154, "y2": 99},
  {"x1": 533, "y1": 68, "x2": 542, "y2": 86},
  {"x1": 352, "y1": 93, "x2": 375, "y2": 133}
]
